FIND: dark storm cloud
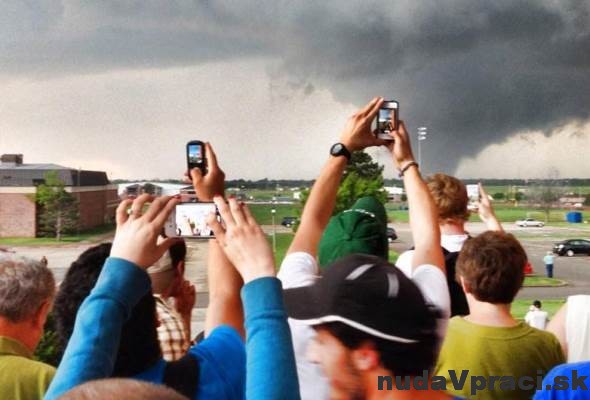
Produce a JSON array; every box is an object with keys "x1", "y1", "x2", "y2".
[{"x1": 1, "y1": 0, "x2": 589, "y2": 172}]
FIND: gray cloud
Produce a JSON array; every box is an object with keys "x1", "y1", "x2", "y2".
[{"x1": 1, "y1": 0, "x2": 589, "y2": 172}]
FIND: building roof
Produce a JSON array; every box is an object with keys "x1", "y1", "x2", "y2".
[{"x1": 0, "y1": 163, "x2": 110, "y2": 187}]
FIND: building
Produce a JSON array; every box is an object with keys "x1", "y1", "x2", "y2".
[
  {"x1": 118, "y1": 182, "x2": 192, "y2": 198},
  {"x1": 0, "y1": 154, "x2": 118, "y2": 237},
  {"x1": 384, "y1": 186, "x2": 405, "y2": 202}
]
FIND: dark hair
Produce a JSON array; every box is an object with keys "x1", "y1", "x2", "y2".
[
  {"x1": 319, "y1": 321, "x2": 437, "y2": 376},
  {"x1": 53, "y1": 243, "x2": 161, "y2": 375},
  {"x1": 533, "y1": 300, "x2": 542, "y2": 308},
  {"x1": 457, "y1": 231, "x2": 527, "y2": 304},
  {"x1": 168, "y1": 240, "x2": 187, "y2": 269}
]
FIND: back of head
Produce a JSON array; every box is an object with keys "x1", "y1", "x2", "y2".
[
  {"x1": 318, "y1": 196, "x2": 388, "y2": 267},
  {"x1": 59, "y1": 378, "x2": 188, "y2": 400},
  {"x1": 533, "y1": 300, "x2": 542, "y2": 309},
  {"x1": 457, "y1": 231, "x2": 527, "y2": 304},
  {"x1": 0, "y1": 253, "x2": 55, "y2": 323},
  {"x1": 53, "y1": 243, "x2": 161, "y2": 375},
  {"x1": 426, "y1": 173, "x2": 469, "y2": 223}
]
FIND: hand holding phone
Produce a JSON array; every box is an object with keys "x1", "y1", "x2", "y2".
[
  {"x1": 164, "y1": 202, "x2": 220, "y2": 239},
  {"x1": 376, "y1": 100, "x2": 399, "y2": 140}
]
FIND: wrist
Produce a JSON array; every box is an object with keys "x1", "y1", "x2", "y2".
[{"x1": 241, "y1": 264, "x2": 276, "y2": 284}]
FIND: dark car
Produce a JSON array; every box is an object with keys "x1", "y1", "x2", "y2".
[
  {"x1": 387, "y1": 227, "x2": 398, "y2": 243},
  {"x1": 553, "y1": 239, "x2": 590, "y2": 257},
  {"x1": 281, "y1": 216, "x2": 298, "y2": 227}
]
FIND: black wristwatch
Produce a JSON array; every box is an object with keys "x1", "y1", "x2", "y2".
[{"x1": 330, "y1": 143, "x2": 351, "y2": 161}]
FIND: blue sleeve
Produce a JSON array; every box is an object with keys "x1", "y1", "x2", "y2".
[
  {"x1": 533, "y1": 362, "x2": 590, "y2": 400},
  {"x1": 241, "y1": 277, "x2": 300, "y2": 400},
  {"x1": 189, "y1": 325, "x2": 246, "y2": 400},
  {"x1": 45, "y1": 257, "x2": 151, "y2": 400}
]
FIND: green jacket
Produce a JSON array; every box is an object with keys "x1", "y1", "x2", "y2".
[{"x1": 0, "y1": 336, "x2": 55, "y2": 400}]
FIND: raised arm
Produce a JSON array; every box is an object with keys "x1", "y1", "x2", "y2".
[
  {"x1": 209, "y1": 197, "x2": 300, "y2": 400},
  {"x1": 476, "y1": 183, "x2": 504, "y2": 232},
  {"x1": 388, "y1": 122, "x2": 445, "y2": 272},
  {"x1": 189, "y1": 143, "x2": 245, "y2": 337},
  {"x1": 288, "y1": 97, "x2": 386, "y2": 256}
]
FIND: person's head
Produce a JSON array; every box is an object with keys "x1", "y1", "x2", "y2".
[
  {"x1": 53, "y1": 243, "x2": 161, "y2": 375},
  {"x1": 533, "y1": 300, "x2": 542, "y2": 309},
  {"x1": 0, "y1": 253, "x2": 55, "y2": 351},
  {"x1": 457, "y1": 231, "x2": 527, "y2": 305},
  {"x1": 60, "y1": 378, "x2": 188, "y2": 400},
  {"x1": 318, "y1": 197, "x2": 389, "y2": 268},
  {"x1": 284, "y1": 254, "x2": 439, "y2": 399},
  {"x1": 546, "y1": 251, "x2": 552, "y2": 256},
  {"x1": 426, "y1": 173, "x2": 470, "y2": 224},
  {"x1": 147, "y1": 239, "x2": 187, "y2": 296}
]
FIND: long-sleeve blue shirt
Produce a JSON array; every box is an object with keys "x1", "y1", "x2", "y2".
[{"x1": 45, "y1": 257, "x2": 300, "y2": 400}]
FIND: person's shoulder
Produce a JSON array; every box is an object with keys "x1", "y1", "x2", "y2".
[
  {"x1": 277, "y1": 251, "x2": 319, "y2": 288},
  {"x1": 5, "y1": 356, "x2": 56, "y2": 382},
  {"x1": 547, "y1": 361, "x2": 590, "y2": 378}
]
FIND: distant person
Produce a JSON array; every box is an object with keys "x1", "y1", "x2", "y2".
[
  {"x1": 147, "y1": 239, "x2": 195, "y2": 361},
  {"x1": 396, "y1": 174, "x2": 503, "y2": 317},
  {"x1": 547, "y1": 295, "x2": 590, "y2": 362},
  {"x1": 525, "y1": 300, "x2": 549, "y2": 330},
  {"x1": 435, "y1": 231, "x2": 565, "y2": 400},
  {"x1": 0, "y1": 253, "x2": 56, "y2": 400},
  {"x1": 544, "y1": 251, "x2": 555, "y2": 278}
]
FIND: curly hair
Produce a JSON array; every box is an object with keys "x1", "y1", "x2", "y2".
[
  {"x1": 53, "y1": 243, "x2": 161, "y2": 375},
  {"x1": 426, "y1": 173, "x2": 470, "y2": 222}
]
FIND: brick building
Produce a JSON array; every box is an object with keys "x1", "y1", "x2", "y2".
[{"x1": 0, "y1": 154, "x2": 119, "y2": 237}]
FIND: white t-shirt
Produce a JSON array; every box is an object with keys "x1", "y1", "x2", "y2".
[
  {"x1": 395, "y1": 234, "x2": 469, "y2": 277},
  {"x1": 566, "y1": 295, "x2": 590, "y2": 362},
  {"x1": 278, "y1": 251, "x2": 450, "y2": 400},
  {"x1": 524, "y1": 308, "x2": 549, "y2": 330}
]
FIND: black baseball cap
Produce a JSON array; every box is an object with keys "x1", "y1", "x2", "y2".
[{"x1": 283, "y1": 254, "x2": 438, "y2": 344}]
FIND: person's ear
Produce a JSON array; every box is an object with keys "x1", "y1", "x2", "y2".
[
  {"x1": 31, "y1": 299, "x2": 52, "y2": 330},
  {"x1": 459, "y1": 275, "x2": 471, "y2": 294},
  {"x1": 351, "y1": 342, "x2": 380, "y2": 371}
]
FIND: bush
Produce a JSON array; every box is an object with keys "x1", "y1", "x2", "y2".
[{"x1": 34, "y1": 312, "x2": 61, "y2": 367}]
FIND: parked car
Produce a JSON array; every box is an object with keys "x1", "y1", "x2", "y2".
[
  {"x1": 516, "y1": 218, "x2": 545, "y2": 227},
  {"x1": 281, "y1": 216, "x2": 298, "y2": 227},
  {"x1": 387, "y1": 227, "x2": 397, "y2": 243},
  {"x1": 553, "y1": 239, "x2": 590, "y2": 257}
]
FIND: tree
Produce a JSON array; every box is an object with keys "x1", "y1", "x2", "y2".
[
  {"x1": 298, "y1": 151, "x2": 387, "y2": 218},
  {"x1": 492, "y1": 192, "x2": 505, "y2": 200},
  {"x1": 36, "y1": 171, "x2": 80, "y2": 240},
  {"x1": 527, "y1": 168, "x2": 565, "y2": 223}
]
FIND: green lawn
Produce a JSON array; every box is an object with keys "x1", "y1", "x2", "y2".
[
  {"x1": 0, "y1": 224, "x2": 115, "y2": 246},
  {"x1": 523, "y1": 276, "x2": 565, "y2": 287},
  {"x1": 248, "y1": 203, "x2": 300, "y2": 225},
  {"x1": 511, "y1": 298, "x2": 565, "y2": 320}
]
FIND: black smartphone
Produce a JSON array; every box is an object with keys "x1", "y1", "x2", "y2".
[
  {"x1": 376, "y1": 100, "x2": 399, "y2": 140},
  {"x1": 163, "y1": 202, "x2": 219, "y2": 239},
  {"x1": 186, "y1": 140, "x2": 207, "y2": 179}
]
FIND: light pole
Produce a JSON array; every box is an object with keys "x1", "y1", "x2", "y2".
[
  {"x1": 271, "y1": 196, "x2": 277, "y2": 253},
  {"x1": 417, "y1": 127, "x2": 428, "y2": 172}
]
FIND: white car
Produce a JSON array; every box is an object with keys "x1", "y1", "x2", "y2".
[{"x1": 516, "y1": 218, "x2": 545, "y2": 227}]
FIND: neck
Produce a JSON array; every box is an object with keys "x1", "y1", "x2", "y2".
[
  {"x1": 464, "y1": 296, "x2": 517, "y2": 327},
  {"x1": 364, "y1": 369, "x2": 451, "y2": 400},
  {"x1": 0, "y1": 318, "x2": 38, "y2": 353},
  {"x1": 439, "y1": 221, "x2": 467, "y2": 236}
]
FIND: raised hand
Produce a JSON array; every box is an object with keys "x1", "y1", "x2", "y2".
[
  {"x1": 476, "y1": 183, "x2": 503, "y2": 231},
  {"x1": 208, "y1": 196, "x2": 275, "y2": 283},
  {"x1": 184, "y1": 142, "x2": 225, "y2": 202},
  {"x1": 110, "y1": 194, "x2": 180, "y2": 269},
  {"x1": 386, "y1": 121, "x2": 416, "y2": 170},
  {"x1": 340, "y1": 97, "x2": 388, "y2": 151}
]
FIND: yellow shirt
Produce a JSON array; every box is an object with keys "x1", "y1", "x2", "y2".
[{"x1": 0, "y1": 336, "x2": 56, "y2": 400}]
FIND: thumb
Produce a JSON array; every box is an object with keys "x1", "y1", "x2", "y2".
[
  {"x1": 155, "y1": 237, "x2": 182, "y2": 260},
  {"x1": 190, "y1": 168, "x2": 203, "y2": 183}
]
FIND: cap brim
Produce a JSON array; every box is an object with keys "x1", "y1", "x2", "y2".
[{"x1": 283, "y1": 285, "x2": 327, "y2": 322}]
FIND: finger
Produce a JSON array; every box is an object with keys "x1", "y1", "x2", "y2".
[
  {"x1": 228, "y1": 197, "x2": 247, "y2": 226},
  {"x1": 143, "y1": 196, "x2": 171, "y2": 222},
  {"x1": 129, "y1": 194, "x2": 155, "y2": 219},
  {"x1": 152, "y1": 197, "x2": 181, "y2": 228},
  {"x1": 478, "y1": 183, "x2": 489, "y2": 201},
  {"x1": 116, "y1": 199, "x2": 134, "y2": 225},
  {"x1": 205, "y1": 142, "x2": 221, "y2": 173},
  {"x1": 240, "y1": 202, "x2": 258, "y2": 226},
  {"x1": 155, "y1": 237, "x2": 182, "y2": 262},
  {"x1": 363, "y1": 97, "x2": 384, "y2": 120},
  {"x1": 190, "y1": 168, "x2": 203, "y2": 184},
  {"x1": 359, "y1": 97, "x2": 381, "y2": 117},
  {"x1": 213, "y1": 196, "x2": 235, "y2": 228},
  {"x1": 208, "y1": 211, "x2": 227, "y2": 244},
  {"x1": 397, "y1": 120, "x2": 409, "y2": 139}
]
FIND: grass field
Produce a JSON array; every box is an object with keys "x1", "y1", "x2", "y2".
[
  {"x1": 0, "y1": 224, "x2": 115, "y2": 246},
  {"x1": 523, "y1": 276, "x2": 565, "y2": 287},
  {"x1": 511, "y1": 298, "x2": 565, "y2": 320},
  {"x1": 249, "y1": 203, "x2": 300, "y2": 225}
]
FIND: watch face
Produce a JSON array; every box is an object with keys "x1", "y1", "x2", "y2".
[{"x1": 332, "y1": 143, "x2": 343, "y2": 154}]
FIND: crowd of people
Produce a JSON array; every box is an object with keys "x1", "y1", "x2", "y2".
[{"x1": 1, "y1": 97, "x2": 588, "y2": 399}]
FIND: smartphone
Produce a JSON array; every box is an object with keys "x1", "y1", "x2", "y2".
[
  {"x1": 376, "y1": 100, "x2": 399, "y2": 140},
  {"x1": 164, "y1": 202, "x2": 219, "y2": 239},
  {"x1": 466, "y1": 184, "x2": 480, "y2": 211},
  {"x1": 186, "y1": 140, "x2": 207, "y2": 179}
]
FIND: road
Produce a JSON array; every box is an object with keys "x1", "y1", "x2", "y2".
[{"x1": 389, "y1": 222, "x2": 590, "y2": 300}]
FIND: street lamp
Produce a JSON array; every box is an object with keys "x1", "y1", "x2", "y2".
[
  {"x1": 417, "y1": 127, "x2": 428, "y2": 172},
  {"x1": 271, "y1": 196, "x2": 277, "y2": 253}
]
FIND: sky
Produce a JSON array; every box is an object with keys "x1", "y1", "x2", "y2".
[{"x1": 1, "y1": 1, "x2": 589, "y2": 180}]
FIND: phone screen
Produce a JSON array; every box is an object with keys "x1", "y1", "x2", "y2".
[
  {"x1": 169, "y1": 203, "x2": 218, "y2": 238},
  {"x1": 466, "y1": 184, "x2": 479, "y2": 202},
  {"x1": 187, "y1": 144, "x2": 203, "y2": 165},
  {"x1": 376, "y1": 100, "x2": 398, "y2": 140}
]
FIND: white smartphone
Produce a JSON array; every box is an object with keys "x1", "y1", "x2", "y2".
[
  {"x1": 376, "y1": 100, "x2": 399, "y2": 140},
  {"x1": 466, "y1": 184, "x2": 480, "y2": 211},
  {"x1": 164, "y1": 202, "x2": 219, "y2": 239}
]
